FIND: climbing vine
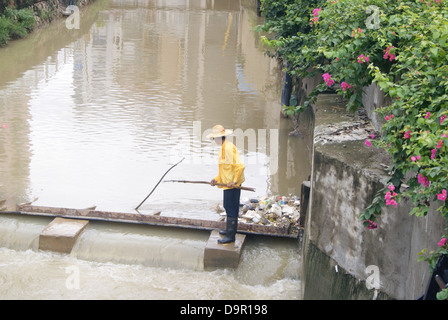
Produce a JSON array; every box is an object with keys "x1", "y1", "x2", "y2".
[{"x1": 258, "y1": 0, "x2": 448, "y2": 299}]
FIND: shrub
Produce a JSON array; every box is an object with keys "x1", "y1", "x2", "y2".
[
  {"x1": 0, "y1": 15, "x2": 11, "y2": 45},
  {"x1": 0, "y1": 8, "x2": 35, "y2": 45}
]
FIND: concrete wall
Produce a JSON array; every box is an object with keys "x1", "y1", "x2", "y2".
[
  {"x1": 301, "y1": 93, "x2": 446, "y2": 300},
  {"x1": 361, "y1": 83, "x2": 391, "y2": 133}
]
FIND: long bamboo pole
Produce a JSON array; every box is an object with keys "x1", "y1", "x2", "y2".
[{"x1": 164, "y1": 180, "x2": 255, "y2": 192}]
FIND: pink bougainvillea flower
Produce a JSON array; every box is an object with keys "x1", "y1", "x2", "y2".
[
  {"x1": 365, "y1": 139, "x2": 372, "y2": 147},
  {"x1": 370, "y1": 134, "x2": 375, "y2": 139},
  {"x1": 386, "y1": 198, "x2": 398, "y2": 208},
  {"x1": 357, "y1": 54, "x2": 369, "y2": 63},
  {"x1": 437, "y1": 140, "x2": 444, "y2": 149},
  {"x1": 403, "y1": 130, "x2": 411, "y2": 139},
  {"x1": 313, "y1": 7, "x2": 321, "y2": 17},
  {"x1": 311, "y1": 7, "x2": 321, "y2": 25},
  {"x1": 383, "y1": 46, "x2": 396, "y2": 61},
  {"x1": 441, "y1": 115, "x2": 447, "y2": 125},
  {"x1": 439, "y1": 237, "x2": 447, "y2": 248},
  {"x1": 418, "y1": 174, "x2": 430, "y2": 188},
  {"x1": 411, "y1": 156, "x2": 417, "y2": 161},
  {"x1": 431, "y1": 148, "x2": 437, "y2": 159},
  {"x1": 437, "y1": 189, "x2": 447, "y2": 201},
  {"x1": 322, "y1": 73, "x2": 335, "y2": 87},
  {"x1": 351, "y1": 28, "x2": 363, "y2": 37},
  {"x1": 385, "y1": 188, "x2": 398, "y2": 208},
  {"x1": 363, "y1": 220, "x2": 378, "y2": 230},
  {"x1": 425, "y1": 112, "x2": 431, "y2": 119},
  {"x1": 341, "y1": 81, "x2": 351, "y2": 91},
  {"x1": 367, "y1": 221, "x2": 378, "y2": 229},
  {"x1": 385, "y1": 114, "x2": 394, "y2": 121}
]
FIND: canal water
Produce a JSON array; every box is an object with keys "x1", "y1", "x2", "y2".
[{"x1": 0, "y1": 0, "x2": 311, "y2": 299}]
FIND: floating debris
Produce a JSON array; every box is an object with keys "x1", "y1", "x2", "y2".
[{"x1": 215, "y1": 195, "x2": 302, "y2": 236}]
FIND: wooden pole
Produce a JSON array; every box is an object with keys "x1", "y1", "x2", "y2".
[
  {"x1": 164, "y1": 180, "x2": 255, "y2": 192},
  {"x1": 135, "y1": 157, "x2": 185, "y2": 210}
]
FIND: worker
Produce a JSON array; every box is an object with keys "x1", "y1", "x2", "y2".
[{"x1": 207, "y1": 124, "x2": 245, "y2": 244}]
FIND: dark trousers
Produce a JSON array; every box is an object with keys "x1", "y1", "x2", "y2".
[{"x1": 223, "y1": 188, "x2": 241, "y2": 218}]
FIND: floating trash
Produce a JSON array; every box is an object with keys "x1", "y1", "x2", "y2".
[{"x1": 214, "y1": 194, "x2": 302, "y2": 236}]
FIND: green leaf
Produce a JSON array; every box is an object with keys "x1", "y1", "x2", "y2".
[{"x1": 436, "y1": 289, "x2": 448, "y2": 300}]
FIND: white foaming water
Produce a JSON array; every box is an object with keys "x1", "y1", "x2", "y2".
[
  {"x1": 0, "y1": 214, "x2": 302, "y2": 299},
  {"x1": 71, "y1": 222, "x2": 208, "y2": 271}
]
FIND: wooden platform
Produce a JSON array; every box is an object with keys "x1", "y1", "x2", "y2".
[{"x1": 13, "y1": 204, "x2": 296, "y2": 238}]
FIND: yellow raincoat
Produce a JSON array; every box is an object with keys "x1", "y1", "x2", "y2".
[{"x1": 214, "y1": 140, "x2": 245, "y2": 189}]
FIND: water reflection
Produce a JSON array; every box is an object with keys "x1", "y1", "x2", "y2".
[{"x1": 0, "y1": 0, "x2": 311, "y2": 219}]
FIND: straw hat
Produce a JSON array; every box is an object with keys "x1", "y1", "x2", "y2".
[{"x1": 206, "y1": 124, "x2": 233, "y2": 139}]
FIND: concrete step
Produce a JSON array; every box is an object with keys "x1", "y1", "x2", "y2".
[
  {"x1": 39, "y1": 217, "x2": 89, "y2": 253},
  {"x1": 203, "y1": 229, "x2": 246, "y2": 269}
]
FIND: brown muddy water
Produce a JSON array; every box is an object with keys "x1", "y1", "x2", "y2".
[{"x1": 0, "y1": 0, "x2": 311, "y2": 299}]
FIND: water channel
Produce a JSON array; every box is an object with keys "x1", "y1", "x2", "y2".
[{"x1": 0, "y1": 0, "x2": 312, "y2": 299}]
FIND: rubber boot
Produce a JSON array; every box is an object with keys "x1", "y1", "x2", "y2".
[
  {"x1": 219, "y1": 212, "x2": 238, "y2": 235},
  {"x1": 218, "y1": 214, "x2": 232, "y2": 235},
  {"x1": 218, "y1": 217, "x2": 237, "y2": 244}
]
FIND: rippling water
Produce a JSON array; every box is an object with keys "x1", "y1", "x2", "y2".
[
  {"x1": 0, "y1": 0, "x2": 311, "y2": 216},
  {"x1": 0, "y1": 246, "x2": 302, "y2": 299}
]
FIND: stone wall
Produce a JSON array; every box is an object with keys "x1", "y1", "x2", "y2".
[
  {"x1": 361, "y1": 83, "x2": 391, "y2": 133},
  {"x1": 300, "y1": 92, "x2": 446, "y2": 300}
]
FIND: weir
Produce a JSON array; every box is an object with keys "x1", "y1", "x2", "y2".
[
  {"x1": 0, "y1": 212, "x2": 302, "y2": 299},
  {"x1": 13, "y1": 204, "x2": 296, "y2": 238},
  {"x1": 0, "y1": 213, "x2": 208, "y2": 270},
  {"x1": 2, "y1": 203, "x2": 298, "y2": 269}
]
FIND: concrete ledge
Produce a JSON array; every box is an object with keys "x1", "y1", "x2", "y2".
[
  {"x1": 303, "y1": 94, "x2": 447, "y2": 299},
  {"x1": 39, "y1": 217, "x2": 89, "y2": 253},
  {"x1": 204, "y1": 230, "x2": 246, "y2": 269}
]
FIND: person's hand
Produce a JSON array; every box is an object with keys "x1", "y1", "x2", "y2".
[
  {"x1": 210, "y1": 179, "x2": 217, "y2": 186},
  {"x1": 226, "y1": 182, "x2": 236, "y2": 188}
]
